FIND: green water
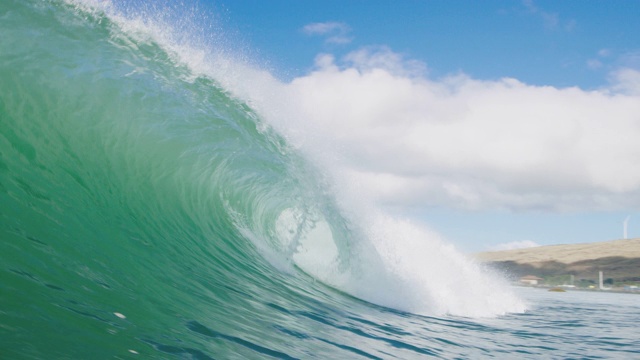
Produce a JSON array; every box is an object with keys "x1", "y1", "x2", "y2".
[{"x1": 0, "y1": 1, "x2": 323, "y2": 357}]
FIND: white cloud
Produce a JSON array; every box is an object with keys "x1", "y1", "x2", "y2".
[
  {"x1": 343, "y1": 46, "x2": 427, "y2": 77},
  {"x1": 490, "y1": 240, "x2": 540, "y2": 251},
  {"x1": 587, "y1": 49, "x2": 613, "y2": 71},
  {"x1": 608, "y1": 68, "x2": 640, "y2": 96},
  {"x1": 215, "y1": 47, "x2": 640, "y2": 214},
  {"x1": 302, "y1": 22, "x2": 345, "y2": 35},
  {"x1": 269, "y1": 49, "x2": 640, "y2": 212},
  {"x1": 302, "y1": 21, "x2": 352, "y2": 44}
]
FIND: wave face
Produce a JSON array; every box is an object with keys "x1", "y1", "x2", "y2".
[{"x1": 1, "y1": 1, "x2": 527, "y2": 358}]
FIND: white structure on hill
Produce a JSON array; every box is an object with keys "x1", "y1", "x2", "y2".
[
  {"x1": 520, "y1": 275, "x2": 543, "y2": 285},
  {"x1": 624, "y1": 216, "x2": 630, "y2": 239}
]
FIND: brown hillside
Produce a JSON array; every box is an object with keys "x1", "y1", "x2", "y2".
[{"x1": 476, "y1": 238, "x2": 640, "y2": 282}]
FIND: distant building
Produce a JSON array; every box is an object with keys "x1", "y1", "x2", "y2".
[{"x1": 520, "y1": 275, "x2": 543, "y2": 285}]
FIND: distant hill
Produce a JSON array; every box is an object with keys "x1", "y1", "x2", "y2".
[{"x1": 475, "y1": 238, "x2": 640, "y2": 285}]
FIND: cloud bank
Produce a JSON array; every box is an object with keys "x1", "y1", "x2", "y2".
[{"x1": 221, "y1": 47, "x2": 640, "y2": 214}]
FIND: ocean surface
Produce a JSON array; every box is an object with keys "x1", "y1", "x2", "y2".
[{"x1": 1, "y1": 1, "x2": 639, "y2": 358}]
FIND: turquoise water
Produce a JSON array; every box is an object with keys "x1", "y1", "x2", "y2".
[{"x1": 1, "y1": 1, "x2": 638, "y2": 358}]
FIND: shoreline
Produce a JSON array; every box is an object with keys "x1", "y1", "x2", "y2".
[{"x1": 515, "y1": 284, "x2": 640, "y2": 295}]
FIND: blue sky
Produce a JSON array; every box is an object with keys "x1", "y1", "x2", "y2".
[
  {"x1": 190, "y1": 0, "x2": 640, "y2": 252},
  {"x1": 215, "y1": 1, "x2": 640, "y2": 89}
]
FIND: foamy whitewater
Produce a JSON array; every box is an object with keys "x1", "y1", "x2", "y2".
[{"x1": 2, "y1": 1, "x2": 639, "y2": 358}]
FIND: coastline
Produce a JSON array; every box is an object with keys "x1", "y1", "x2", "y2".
[
  {"x1": 476, "y1": 238, "x2": 640, "y2": 289},
  {"x1": 514, "y1": 284, "x2": 640, "y2": 295}
]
